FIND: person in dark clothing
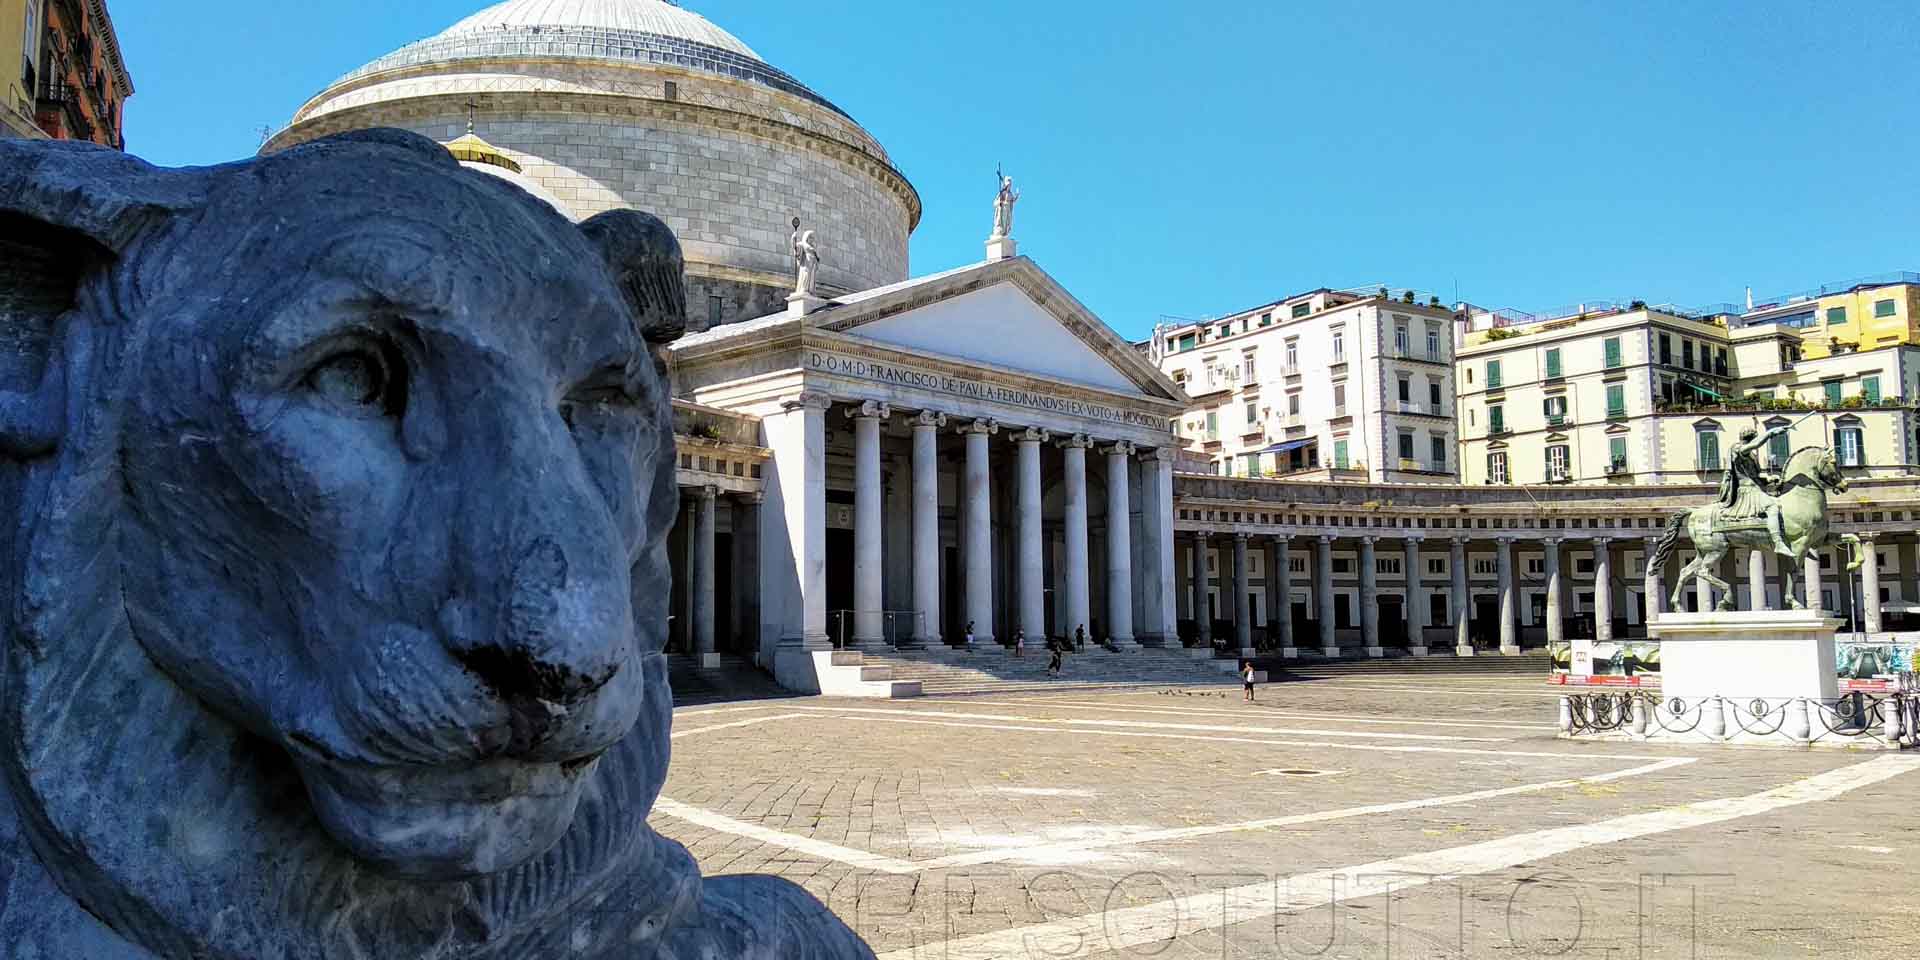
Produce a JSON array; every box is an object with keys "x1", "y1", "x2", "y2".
[{"x1": 1047, "y1": 637, "x2": 1065, "y2": 677}]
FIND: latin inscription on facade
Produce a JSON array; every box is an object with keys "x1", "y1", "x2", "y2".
[{"x1": 805, "y1": 350, "x2": 1163, "y2": 428}]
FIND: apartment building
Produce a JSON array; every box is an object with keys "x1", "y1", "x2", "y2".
[
  {"x1": 1731, "y1": 273, "x2": 1920, "y2": 361},
  {"x1": 1458, "y1": 302, "x2": 1920, "y2": 486},
  {"x1": 31, "y1": 0, "x2": 132, "y2": 148},
  {"x1": 1, "y1": 0, "x2": 47, "y2": 137},
  {"x1": 1151, "y1": 287, "x2": 1458, "y2": 483}
]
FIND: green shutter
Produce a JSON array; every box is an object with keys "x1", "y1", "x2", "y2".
[
  {"x1": 1334, "y1": 440, "x2": 1350, "y2": 469},
  {"x1": 1875, "y1": 299, "x2": 1896, "y2": 318},
  {"x1": 1545, "y1": 349, "x2": 1562, "y2": 378},
  {"x1": 1609, "y1": 437, "x2": 1628, "y2": 468},
  {"x1": 1864, "y1": 376, "x2": 1881, "y2": 402},
  {"x1": 1768, "y1": 430, "x2": 1790, "y2": 466},
  {"x1": 1489, "y1": 405, "x2": 1505, "y2": 433},
  {"x1": 1824, "y1": 381, "x2": 1843, "y2": 406},
  {"x1": 1827, "y1": 306, "x2": 1847, "y2": 325},
  {"x1": 1487, "y1": 360, "x2": 1502, "y2": 388},
  {"x1": 1698, "y1": 432, "x2": 1720, "y2": 470},
  {"x1": 1606, "y1": 384, "x2": 1626, "y2": 418},
  {"x1": 1604, "y1": 337, "x2": 1622, "y2": 368}
]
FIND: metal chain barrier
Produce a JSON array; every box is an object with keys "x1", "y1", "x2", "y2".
[{"x1": 1563, "y1": 690, "x2": 1917, "y2": 747}]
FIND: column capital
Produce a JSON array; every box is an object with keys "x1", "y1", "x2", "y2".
[
  {"x1": 1102, "y1": 440, "x2": 1137, "y2": 457},
  {"x1": 734, "y1": 491, "x2": 764, "y2": 506},
  {"x1": 1857, "y1": 532, "x2": 1880, "y2": 544},
  {"x1": 1451, "y1": 536, "x2": 1471, "y2": 547},
  {"x1": 1138, "y1": 446, "x2": 1177, "y2": 462},
  {"x1": 1543, "y1": 536, "x2": 1562, "y2": 547},
  {"x1": 957, "y1": 418, "x2": 1000, "y2": 437},
  {"x1": 1058, "y1": 433, "x2": 1094, "y2": 450},
  {"x1": 1012, "y1": 426, "x2": 1051, "y2": 444},
  {"x1": 1233, "y1": 531, "x2": 1250, "y2": 542},
  {"x1": 784, "y1": 391, "x2": 832, "y2": 413},
  {"x1": 695, "y1": 484, "x2": 720, "y2": 501},
  {"x1": 1318, "y1": 534, "x2": 1336, "y2": 544},
  {"x1": 1402, "y1": 534, "x2": 1426, "y2": 544},
  {"x1": 1359, "y1": 534, "x2": 1377, "y2": 545},
  {"x1": 845, "y1": 400, "x2": 892, "y2": 421}
]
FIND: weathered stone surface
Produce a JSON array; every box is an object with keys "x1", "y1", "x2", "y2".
[{"x1": 0, "y1": 130, "x2": 872, "y2": 958}]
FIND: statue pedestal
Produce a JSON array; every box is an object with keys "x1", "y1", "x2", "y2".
[
  {"x1": 986, "y1": 235, "x2": 1018, "y2": 263},
  {"x1": 1567, "y1": 610, "x2": 1851, "y2": 747},
  {"x1": 787, "y1": 292, "x2": 829, "y2": 318}
]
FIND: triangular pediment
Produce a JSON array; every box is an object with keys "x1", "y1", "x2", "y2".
[{"x1": 812, "y1": 259, "x2": 1184, "y2": 403}]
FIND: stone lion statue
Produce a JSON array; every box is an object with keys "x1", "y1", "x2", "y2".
[{"x1": 0, "y1": 130, "x2": 872, "y2": 958}]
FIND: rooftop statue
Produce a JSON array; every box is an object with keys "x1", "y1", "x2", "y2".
[
  {"x1": 791, "y1": 215, "x2": 819, "y2": 297},
  {"x1": 1651, "y1": 419, "x2": 1859, "y2": 612},
  {"x1": 991, "y1": 164, "x2": 1019, "y2": 240},
  {"x1": 0, "y1": 131, "x2": 872, "y2": 959}
]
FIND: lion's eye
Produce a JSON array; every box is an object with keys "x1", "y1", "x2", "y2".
[{"x1": 306, "y1": 343, "x2": 403, "y2": 416}]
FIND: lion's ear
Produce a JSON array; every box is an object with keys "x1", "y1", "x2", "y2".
[
  {"x1": 578, "y1": 209, "x2": 687, "y2": 345},
  {"x1": 0, "y1": 139, "x2": 201, "y2": 457}
]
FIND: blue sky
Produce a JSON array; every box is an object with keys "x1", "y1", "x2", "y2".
[{"x1": 116, "y1": 1, "x2": 1919, "y2": 339}]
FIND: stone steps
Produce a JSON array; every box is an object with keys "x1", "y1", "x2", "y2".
[{"x1": 848, "y1": 646, "x2": 1254, "y2": 696}]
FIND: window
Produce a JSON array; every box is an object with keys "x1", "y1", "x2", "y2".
[
  {"x1": 1874, "y1": 299, "x2": 1897, "y2": 318},
  {"x1": 1488, "y1": 451, "x2": 1509, "y2": 483},
  {"x1": 1289, "y1": 556, "x2": 1307, "y2": 574},
  {"x1": 1697, "y1": 429, "x2": 1721, "y2": 470},
  {"x1": 1545, "y1": 348, "x2": 1563, "y2": 379},
  {"x1": 1333, "y1": 440, "x2": 1350, "y2": 469},
  {"x1": 1333, "y1": 384, "x2": 1347, "y2": 414},
  {"x1": 1395, "y1": 325, "x2": 1409, "y2": 355},
  {"x1": 1608, "y1": 436, "x2": 1628, "y2": 470},
  {"x1": 1205, "y1": 412, "x2": 1218, "y2": 438},
  {"x1": 1768, "y1": 428, "x2": 1790, "y2": 468},
  {"x1": 1287, "y1": 392, "x2": 1301, "y2": 416},
  {"x1": 1474, "y1": 558, "x2": 1496, "y2": 575},
  {"x1": 1333, "y1": 558, "x2": 1352, "y2": 574},
  {"x1": 1242, "y1": 351, "x2": 1257, "y2": 381},
  {"x1": 1429, "y1": 379, "x2": 1442, "y2": 407},
  {"x1": 1715, "y1": 348, "x2": 1728, "y2": 377},
  {"x1": 1864, "y1": 376, "x2": 1881, "y2": 403},
  {"x1": 1543, "y1": 395, "x2": 1568, "y2": 425},
  {"x1": 1243, "y1": 453, "x2": 1263, "y2": 477},
  {"x1": 1217, "y1": 324, "x2": 1231, "y2": 339},
  {"x1": 1430, "y1": 435, "x2": 1447, "y2": 471},
  {"x1": 1177, "y1": 333, "x2": 1196, "y2": 351},
  {"x1": 1331, "y1": 329, "x2": 1345, "y2": 362},
  {"x1": 1489, "y1": 404, "x2": 1506, "y2": 434},
  {"x1": 1291, "y1": 303, "x2": 1311, "y2": 319},
  {"x1": 1838, "y1": 427, "x2": 1865, "y2": 467},
  {"x1": 1527, "y1": 558, "x2": 1544, "y2": 575},
  {"x1": 1827, "y1": 306, "x2": 1847, "y2": 325},
  {"x1": 1606, "y1": 384, "x2": 1626, "y2": 418},
  {"x1": 1547, "y1": 444, "x2": 1569, "y2": 481},
  {"x1": 1398, "y1": 376, "x2": 1411, "y2": 403},
  {"x1": 1486, "y1": 359, "x2": 1502, "y2": 388},
  {"x1": 1245, "y1": 401, "x2": 1259, "y2": 425},
  {"x1": 1427, "y1": 327, "x2": 1441, "y2": 359},
  {"x1": 1682, "y1": 340, "x2": 1694, "y2": 370},
  {"x1": 1658, "y1": 334, "x2": 1672, "y2": 365},
  {"x1": 1260, "y1": 311, "x2": 1273, "y2": 327},
  {"x1": 1604, "y1": 336, "x2": 1623, "y2": 368},
  {"x1": 1427, "y1": 558, "x2": 1445, "y2": 575},
  {"x1": 1824, "y1": 380, "x2": 1843, "y2": 407},
  {"x1": 1398, "y1": 432, "x2": 1414, "y2": 460},
  {"x1": 1284, "y1": 339, "x2": 1298, "y2": 371},
  {"x1": 1378, "y1": 557, "x2": 1402, "y2": 575}
]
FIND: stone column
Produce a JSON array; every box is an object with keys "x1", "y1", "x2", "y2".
[
  {"x1": 960, "y1": 418, "x2": 999, "y2": 646},
  {"x1": 1316, "y1": 535, "x2": 1338, "y2": 656},
  {"x1": 1404, "y1": 537, "x2": 1427, "y2": 655},
  {"x1": 1594, "y1": 537, "x2": 1614, "y2": 643},
  {"x1": 848, "y1": 401, "x2": 890, "y2": 648},
  {"x1": 1451, "y1": 537, "x2": 1472, "y2": 656},
  {"x1": 1831, "y1": 546, "x2": 1854, "y2": 627},
  {"x1": 1360, "y1": 536, "x2": 1382, "y2": 657},
  {"x1": 1140, "y1": 448, "x2": 1179, "y2": 646},
  {"x1": 692, "y1": 485, "x2": 719, "y2": 668},
  {"x1": 1104, "y1": 441, "x2": 1137, "y2": 649},
  {"x1": 910, "y1": 411, "x2": 946, "y2": 646},
  {"x1": 1901, "y1": 538, "x2": 1919, "y2": 608},
  {"x1": 1192, "y1": 532, "x2": 1212, "y2": 648},
  {"x1": 1748, "y1": 548, "x2": 1768, "y2": 613},
  {"x1": 1497, "y1": 537, "x2": 1519, "y2": 655},
  {"x1": 1695, "y1": 554, "x2": 1713, "y2": 613},
  {"x1": 1643, "y1": 537, "x2": 1665, "y2": 621},
  {"x1": 1059, "y1": 434, "x2": 1091, "y2": 643},
  {"x1": 788, "y1": 393, "x2": 831, "y2": 651},
  {"x1": 1271, "y1": 537, "x2": 1294, "y2": 654},
  {"x1": 732, "y1": 493, "x2": 762, "y2": 663},
  {"x1": 1543, "y1": 538, "x2": 1564, "y2": 652},
  {"x1": 1804, "y1": 551, "x2": 1825, "y2": 614},
  {"x1": 1014, "y1": 427, "x2": 1049, "y2": 644},
  {"x1": 1232, "y1": 533, "x2": 1253, "y2": 656},
  {"x1": 1861, "y1": 535, "x2": 1883, "y2": 635}
]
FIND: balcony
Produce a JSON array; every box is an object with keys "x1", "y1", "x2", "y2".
[
  {"x1": 1606, "y1": 460, "x2": 1630, "y2": 475},
  {"x1": 38, "y1": 77, "x2": 74, "y2": 108},
  {"x1": 1546, "y1": 414, "x2": 1567, "y2": 428}
]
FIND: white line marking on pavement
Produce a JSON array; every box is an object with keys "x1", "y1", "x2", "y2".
[
  {"x1": 1277, "y1": 680, "x2": 1565, "y2": 698},
  {"x1": 649, "y1": 797, "x2": 920, "y2": 874},
  {"x1": 878, "y1": 755, "x2": 1920, "y2": 960},
  {"x1": 783, "y1": 706, "x2": 1513, "y2": 743},
  {"x1": 672, "y1": 703, "x2": 779, "y2": 717},
  {"x1": 670, "y1": 713, "x2": 807, "y2": 739},
  {"x1": 922, "y1": 697, "x2": 1558, "y2": 731}
]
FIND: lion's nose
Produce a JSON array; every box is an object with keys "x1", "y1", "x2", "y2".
[{"x1": 438, "y1": 536, "x2": 628, "y2": 711}]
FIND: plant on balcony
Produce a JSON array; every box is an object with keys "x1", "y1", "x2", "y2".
[{"x1": 1484, "y1": 328, "x2": 1519, "y2": 342}]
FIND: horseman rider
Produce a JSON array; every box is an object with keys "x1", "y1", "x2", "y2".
[{"x1": 1718, "y1": 424, "x2": 1794, "y2": 556}]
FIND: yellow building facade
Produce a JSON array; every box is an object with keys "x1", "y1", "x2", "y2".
[
  {"x1": 1752, "y1": 280, "x2": 1920, "y2": 360},
  {"x1": 0, "y1": 0, "x2": 48, "y2": 138}
]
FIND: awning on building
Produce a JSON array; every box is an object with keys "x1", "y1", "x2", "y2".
[
  {"x1": 1261, "y1": 438, "x2": 1316, "y2": 455},
  {"x1": 1681, "y1": 380, "x2": 1723, "y2": 400}
]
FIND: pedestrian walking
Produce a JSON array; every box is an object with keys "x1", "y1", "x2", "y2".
[
  {"x1": 1012, "y1": 628, "x2": 1025, "y2": 657},
  {"x1": 1047, "y1": 637, "x2": 1065, "y2": 677},
  {"x1": 1242, "y1": 661, "x2": 1257, "y2": 702},
  {"x1": 1073, "y1": 625, "x2": 1087, "y2": 652},
  {"x1": 964, "y1": 621, "x2": 976, "y2": 652}
]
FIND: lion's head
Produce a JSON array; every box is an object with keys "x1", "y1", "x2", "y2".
[{"x1": 0, "y1": 130, "x2": 714, "y2": 955}]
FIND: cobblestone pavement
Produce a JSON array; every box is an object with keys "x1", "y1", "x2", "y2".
[{"x1": 652, "y1": 675, "x2": 1920, "y2": 958}]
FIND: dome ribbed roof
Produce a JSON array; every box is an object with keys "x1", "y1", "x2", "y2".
[{"x1": 442, "y1": 0, "x2": 759, "y2": 60}]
